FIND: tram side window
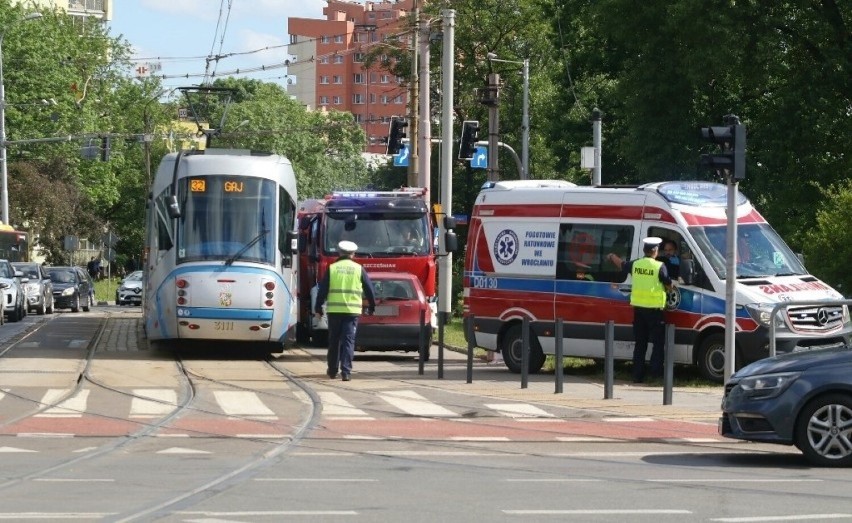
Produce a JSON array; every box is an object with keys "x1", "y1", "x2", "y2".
[
  {"x1": 153, "y1": 189, "x2": 175, "y2": 251},
  {"x1": 279, "y1": 190, "x2": 296, "y2": 267},
  {"x1": 556, "y1": 223, "x2": 634, "y2": 281}
]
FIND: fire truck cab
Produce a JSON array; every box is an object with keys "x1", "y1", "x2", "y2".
[{"x1": 297, "y1": 188, "x2": 436, "y2": 346}]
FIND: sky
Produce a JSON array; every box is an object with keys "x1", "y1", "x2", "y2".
[{"x1": 108, "y1": 0, "x2": 330, "y2": 91}]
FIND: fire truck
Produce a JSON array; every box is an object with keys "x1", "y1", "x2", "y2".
[{"x1": 297, "y1": 188, "x2": 436, "y2": 345}]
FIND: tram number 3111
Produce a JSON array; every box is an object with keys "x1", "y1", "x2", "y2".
[{"x1": 214, "y1": 321, "x2": 235, "y2": 331}]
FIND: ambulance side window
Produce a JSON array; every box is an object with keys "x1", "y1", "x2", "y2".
[{"x1": 556, "y1": 223, "x2": 634, "y2": 281}]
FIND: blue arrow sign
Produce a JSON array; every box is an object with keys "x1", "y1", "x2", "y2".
[
  {"x1": 393, "y1": 144, "x2": 410, "y2": 167},
  {"x1": 471, "y1": 146, "x2": 488, "y2": 169}
]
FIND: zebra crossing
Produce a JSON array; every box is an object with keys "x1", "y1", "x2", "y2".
[
  {"x1": 0, "y1": 386, "x2": 723, "y2": 442},
  {"x1": 8, "y1": 387, "x2": 566, "y2": 422}
]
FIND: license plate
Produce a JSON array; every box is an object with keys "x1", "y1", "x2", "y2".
[{"x1": 372, "y1": 305, "x2": 398, "y2": 317}]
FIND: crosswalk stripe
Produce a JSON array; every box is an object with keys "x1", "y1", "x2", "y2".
[
  {"x1": 318, "y1": 392, "x2": 373, "y2": 420},
  {"x1": 35, "y1": 389, "x2": 89, "y2": 418},
  {"x1": 130, "y1": 389, "x2": 177, "y2": 418},
  {"x1": 485, "y1": 403, "x2": 556, "y2": 419},
  {"x1": 213, "y1": 391, "x2": 277, "y2": 420},
  {"x1": 379, "y1": 390, "x2": 459, "y2": 418}
]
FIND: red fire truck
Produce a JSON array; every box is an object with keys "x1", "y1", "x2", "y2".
[{"x1": 296, "y1": 188, "x2": 436, "y2": 345}]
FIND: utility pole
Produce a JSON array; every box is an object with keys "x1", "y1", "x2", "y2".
[
  {"x1": 406, "y1": 0, "x2": 420, "y2": 187},
  {"x1": 417, "y1": 10, "x2": 431, "y2": 192},
  {"x1": 480, "y1": 74, "x2": 501, "y2": 181}
]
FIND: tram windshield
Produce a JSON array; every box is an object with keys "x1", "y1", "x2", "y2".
[{"x1": 177, "y1": 176, "x2": 276, "y2": 265}]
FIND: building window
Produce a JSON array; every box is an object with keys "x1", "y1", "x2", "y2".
[
  {"x1": 353, "y1": 73, "x2": 365, "y2": 84},
  {"x1": 333, "y1": 96, "x2": 342, "y2": 105},
  {"x1": 353, "y1": 94, "x2": 365, "y2": 105},
  {"x1": 354, "y1": 113, "x2": 363, "y2": 123},
  {"x1": 333, "y1": 75, "x2": 343, "y2": 84},
  {"x1": 394, "y1": 95, "x2": 404, "y2": 104},
  {"x1": 380, "y1": 74, "x2": 390, "y2": 84},
  {"x1": 353, "y1": 53, "x2": 365, "y2": 63},
  {"x1": 320, "y1": 56, "x2": 329, "y2": 64},
  {"x1": 370, "y1": 93, "x2": 376, "y2": 103},
  {"x1": 381, "y1": 95, "x2": 389, "y2": 105},
  {"x1": 319, "y1": 96, "x2": 329, "y2": 105},
  {"x1": 321, "y1": 36, "x2": 330, "y2": 44},
  {"x1": 320, "y1": 76, "x2": 329, "y2": 84},
  {"x1": 334, "y1": 55, "x2": 344, "y2": 64},
  {"x1": 290, "y1": 35, "x2": 298, "y2": 44},
  {"x1": 334, "y1": 35, "x2": 344, "y2": 43}
]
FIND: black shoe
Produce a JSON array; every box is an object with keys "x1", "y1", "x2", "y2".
[
  {"x1": 342, "y1": 374, "x2": 351, "y2": 381},
  {"x1": 327, "y1": 371, "x2": 337, "y2": 379}
]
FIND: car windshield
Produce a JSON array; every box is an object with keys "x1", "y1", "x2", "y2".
[
  {"x1": 48, "y1": 269, "x2": 76, "y2": 284},
  {"x1": 690, "y1": 223, "x2": 807, "y2": 279},
  {"x1": 13, "y1": 264, "x2": 39, "y2": 279},
  {"x1": 125, "y1": 271, "x2": 143, "y2": 282}
]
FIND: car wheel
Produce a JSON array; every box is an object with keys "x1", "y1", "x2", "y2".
[
  {"x1": 500, "y1": 322, "x2": 546, "y2": 374},
  {"x1": 71, "y1": 293, "x2": 80, "y2": 313},
  {"x1": 795, "y1": 393, "x2": 852, "y2": 467},
  {"x1": 46, "y1": 297, "x2": 54, "y2": 314},
  {"x1": 696, "y1": 333, "x2": 727, "y2": 383},
  {"x1": 8, "y1": 300, "x2": 22, "y2": 322},
  {"x1": 37, "y1": 301, "x2": 46, "y2": 315},
  {"x1": 83, "y1": 295, "x2": 91, "y2": 312}
]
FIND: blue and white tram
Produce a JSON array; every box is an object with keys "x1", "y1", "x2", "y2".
[{"x1": 143, "y1": 149, "x2": 298, "y2": 350}]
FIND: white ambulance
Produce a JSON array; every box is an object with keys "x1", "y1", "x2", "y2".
[{"x1": 463, "y1": 180, "x2": 850, "y2": 381}]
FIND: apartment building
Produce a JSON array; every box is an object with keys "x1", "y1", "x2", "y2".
[
  {"x1": 288, "y1": 0, "x2": 414, "y2": 154},
  {"x1": 18, "y1": 0, "x2": 112, "y2": 22}
]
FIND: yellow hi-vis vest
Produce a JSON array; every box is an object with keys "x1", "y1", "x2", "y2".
[
  {"x1": 326, "y1": 258, "x2": 364, "y2": 314},
  {"x1": 630, "y1": 257, "x2": 666, "y2": 309}
]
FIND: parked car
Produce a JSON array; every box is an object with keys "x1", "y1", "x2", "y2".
[
  {"x1": 720, "y1": 346, "x2": 852, "y2": 467},
  {"x1": 0, "y1": 259, "x2": 27, "y2": 322},
  {"x1": 12, "y1": 262, "x2": 54, "y2": 315},
  {"x1": 116, "y1": 270, "x2": 143, "y2": 306},
  {"x1": 355, "y1": 271, "x2": 432, "y2": 358},
  {"x1": 46, "y1": 266, "x2": 92, "y2": 312}
]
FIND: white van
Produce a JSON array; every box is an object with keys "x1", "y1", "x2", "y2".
[{"x1": 463, "y1": 180, "x2": 850, "y2": 381}]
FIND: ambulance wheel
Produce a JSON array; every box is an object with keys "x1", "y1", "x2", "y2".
[
  {"x1": 696, "y1": 333, "x2": 727, "y2": 383},
  {"x1": 501, "y1": 323, "x2": 546, "y2": 374}
]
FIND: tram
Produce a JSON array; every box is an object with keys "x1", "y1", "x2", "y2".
[{"x1": 143, "y1": 148, "x2": 298, "y2": 351}]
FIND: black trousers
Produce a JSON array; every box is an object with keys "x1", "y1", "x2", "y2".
[{"x1": 632, "y1": 307, "x2": 665, "y2": 381}]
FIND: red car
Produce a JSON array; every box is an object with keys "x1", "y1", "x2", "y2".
[{"x1": 357, "y1": 271, "x2": 433, "y2": 358}]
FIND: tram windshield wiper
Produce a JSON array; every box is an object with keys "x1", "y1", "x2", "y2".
[{"x1": 225, "y1": 229, "x2": 270, "y2": 267}]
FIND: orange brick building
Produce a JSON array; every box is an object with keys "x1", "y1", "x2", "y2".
[{"x1": 288, "y1": 0, "x2": 414, "y2": 154}]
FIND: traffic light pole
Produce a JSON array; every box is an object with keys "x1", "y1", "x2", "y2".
[{"x1": 437, "y1": 9, "x2": 455, "y2": 322}]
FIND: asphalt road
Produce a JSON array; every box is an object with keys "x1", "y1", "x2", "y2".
[{"x1": 0, "y1": 306, "x2": 850, "y2": 522}]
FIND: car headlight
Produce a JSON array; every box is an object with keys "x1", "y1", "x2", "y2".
[
  {"x1": 737, "y1": 371, "x2": 800, "y2": 400},
  {"x1": 745, "y1": 303, "x2": 787, "y2": 330},
  {"x1": 61, "y1": 287, "x2": 75, "y2": 296}
]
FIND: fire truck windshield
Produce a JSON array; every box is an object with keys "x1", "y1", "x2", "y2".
[{"x1": 324, "y1": 213, "x2": 430, "y2": 256}]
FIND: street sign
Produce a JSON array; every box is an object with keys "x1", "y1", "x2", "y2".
[
  {"x1": 134, "y1": 61, "x2": 162, "y2": 78},
  {"x1": 393, "y1": 144, "x2": 410, "y2": 167},
  {"x1": 103, "y1": 231, "x2": 119, "y2": 247},
  {"x1": 471, "y1": 146, "x2": 488, "y2": 169}
]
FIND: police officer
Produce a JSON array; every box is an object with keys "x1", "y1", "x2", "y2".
[
  {"x1": 608, "y1": 237, "x2": 673, "y2": 383},
  {"x1": 315, "y1": 240, "x2": 376, "y2": 381}
]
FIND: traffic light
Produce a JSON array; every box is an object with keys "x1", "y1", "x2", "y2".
[
  {"x1": 458, "y1": 120, "x2": 480, "y2": 160},
  {"x1": 387, "y1": 117, "x2": 407, "y2": 155},
  {"x1": 700, "y1": 115, "x2": 746, "y2": 180}
]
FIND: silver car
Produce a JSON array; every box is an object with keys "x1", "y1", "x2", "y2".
[
  {"x1": 116, "y1": 270, "x2": 143, "y2": 306},
  {"x1": 12, "y1": 262, "x2": 54, "y2": 315},
  {"x1": 0, "y1": 259, "x2": 27, "y2": 322}
]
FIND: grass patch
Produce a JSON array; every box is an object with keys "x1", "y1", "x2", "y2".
[{"x1": 94, "y1": 277, "x2": 121, "y2": 303}]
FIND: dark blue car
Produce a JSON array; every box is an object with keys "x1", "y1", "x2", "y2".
[{"x1": 720, "y1": 346, "x2": 852, "y2": 467}]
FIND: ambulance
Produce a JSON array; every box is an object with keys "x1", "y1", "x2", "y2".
[{"x1": 463, "y1": 180, "x2": 850, "y2": 381}]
